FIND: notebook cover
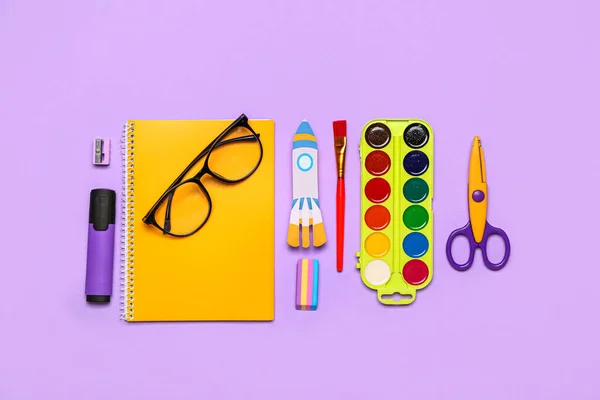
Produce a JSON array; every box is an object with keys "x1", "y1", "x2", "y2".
[{"x1": 121, "y1": 119, "x2": 275, "y2": 321}]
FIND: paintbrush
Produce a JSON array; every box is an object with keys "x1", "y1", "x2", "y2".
[{"x1": 333, "y1": 120, "x2": 347, "y2": 272}]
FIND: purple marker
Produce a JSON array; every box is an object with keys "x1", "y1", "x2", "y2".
[{"x1": 85, "y1": 189, "x2": 116, "y2": 303}]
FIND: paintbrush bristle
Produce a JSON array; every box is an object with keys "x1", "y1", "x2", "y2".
[{"x1": 333, "y1": 120, "x2": 347, "y2": 138}]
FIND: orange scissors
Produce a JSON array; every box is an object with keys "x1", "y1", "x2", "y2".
[{"x1": 446, "y1": 136, "x2": 511, "y2": 271}]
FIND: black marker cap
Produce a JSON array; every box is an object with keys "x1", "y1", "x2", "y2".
[{"x1": 89, "y1": 189, "x2": 116, "y2": 231}]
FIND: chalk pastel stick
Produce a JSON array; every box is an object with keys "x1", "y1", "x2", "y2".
[{"x1": 296, "y1": 259, "x2": 319, "y2": 310}]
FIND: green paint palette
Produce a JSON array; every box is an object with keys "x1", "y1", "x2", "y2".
[{"x1": 356, "y1": 119, "x2": 434, "y2": 305}]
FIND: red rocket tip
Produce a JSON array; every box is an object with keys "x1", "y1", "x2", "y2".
[{"x1": 333, "y1": 120, "x2": 347, "y2": 138}]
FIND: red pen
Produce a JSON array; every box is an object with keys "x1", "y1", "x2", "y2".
[{"x1": 333, "y1": 120, "x2": 347, "y2": 272}]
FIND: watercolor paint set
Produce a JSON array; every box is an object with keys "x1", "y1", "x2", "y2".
[{"x1": 356, "y1": 119, "x2": 434, "y2": 305}]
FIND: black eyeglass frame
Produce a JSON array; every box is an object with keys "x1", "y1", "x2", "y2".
[{"x1": 142, "y1": 114, "x2": 263, "y2": 237}]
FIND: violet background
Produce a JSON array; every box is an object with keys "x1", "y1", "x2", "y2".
[{"x1": 1, "y1": 0, "x2": 600, "y2": 398}]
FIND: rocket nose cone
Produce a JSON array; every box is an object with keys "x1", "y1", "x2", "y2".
[{"x1": 296, "y1": 120, "x2": 314, "y2": 135}]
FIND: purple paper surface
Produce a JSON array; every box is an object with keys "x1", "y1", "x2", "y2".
[{"x1": 1, "y1": 0, "x2": 600, "y2": 399}]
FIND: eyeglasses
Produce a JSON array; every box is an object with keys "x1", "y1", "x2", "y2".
[{"x1": 142, "y1": 114, "x2": 263, "y2": 237}]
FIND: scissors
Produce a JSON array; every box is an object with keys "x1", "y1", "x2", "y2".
[{"x1": 446, "y1": 136, "x2": 511, "y2": 271}]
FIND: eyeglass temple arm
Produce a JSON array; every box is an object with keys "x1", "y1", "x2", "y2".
[{"x1": 162, "y1": 132, "x2": 259, "y2": 195}]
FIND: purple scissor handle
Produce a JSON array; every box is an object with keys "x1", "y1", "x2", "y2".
[{"x1": 446, "y1": 221, "x2": 510, "y2": 271}]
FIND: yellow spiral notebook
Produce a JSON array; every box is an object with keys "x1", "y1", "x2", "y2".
[{"x1": 120, "y1": 117, "x2": 275, "y2": 322}]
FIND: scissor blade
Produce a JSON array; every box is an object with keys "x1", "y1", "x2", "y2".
[
  {"x1": 468, "y1": 136, "x2": 488, "y2": 243},
  {"x1": 473, "y1": 136, "x2": 486, "y2": 183},
  {"x1": 478, "y1": 139, "x2": 486, "y2": 183}
]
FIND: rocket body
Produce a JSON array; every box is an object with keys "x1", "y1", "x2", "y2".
[{"x1": 288, "y1": 120, "x2": 326, "y2": 248}]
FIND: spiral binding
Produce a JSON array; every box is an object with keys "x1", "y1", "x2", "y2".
[{"x1": 120, "y1": 121, "x2": 135, "y2": 320}]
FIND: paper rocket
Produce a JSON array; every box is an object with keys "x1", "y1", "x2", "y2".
[{"x1": 287, "y1": 120, "x2": 326, "y2": 248}]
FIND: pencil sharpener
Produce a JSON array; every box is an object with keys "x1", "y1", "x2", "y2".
[{"x1": 93, "y1": 138, "x2": 110, "y2": 166}]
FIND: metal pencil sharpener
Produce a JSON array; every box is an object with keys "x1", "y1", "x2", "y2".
[{"x1": 93, "y1": 138, "x2": 110, "y2": 166}]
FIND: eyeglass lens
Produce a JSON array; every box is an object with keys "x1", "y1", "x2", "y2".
[
  {"x1": 207, "y1": 125, "x2": 261, "y2": 181},
  {"x1": 153, "y1": 182, "x2": 210, "y2": 236}
]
